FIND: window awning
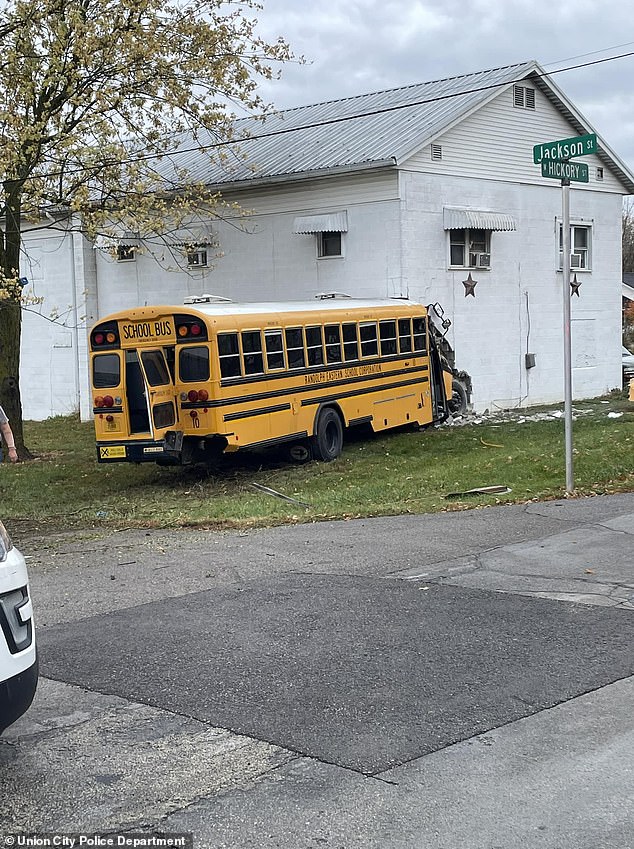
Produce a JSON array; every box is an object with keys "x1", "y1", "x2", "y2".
[
  {"x1": 443, "y1": 208, "x2": 517, "y2": 231},
  {"x1": 293, "y1": 211, "x2": 348, "y2": 234},
  {"x1": 94, "y1": 231, "x2": 141, "y2": 250}
]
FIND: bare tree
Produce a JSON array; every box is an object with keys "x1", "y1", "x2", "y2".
[{"x1": 623, "y1": 198, "x2": 634, "y2": 274}]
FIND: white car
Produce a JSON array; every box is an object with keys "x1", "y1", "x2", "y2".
[
  {"x1": 623, "y1": 346, "x2": 634, "y2": 385},
  {"x1": 0, "y1": 520, "x2": 37, "y2": 733}
]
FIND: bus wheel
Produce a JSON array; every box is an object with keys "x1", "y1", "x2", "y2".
[
  {"x1": 312, "y1": 407, "x2": 343, "y2": 462},
  {"x1": 448, "y1": 378, "x2": 468, "y2": 416}
]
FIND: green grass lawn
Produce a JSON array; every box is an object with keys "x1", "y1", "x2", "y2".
[{"x1": 1, "y1": 393, "x2": 632, "y2": 532}]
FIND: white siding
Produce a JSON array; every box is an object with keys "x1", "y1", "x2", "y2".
[
  {"x1": 94, "y1": 171, "x2": 403, "y2": 318},
  {"x1": 404, "y1": 84, "x2": 625, "y2": 194},
  {"x1": 19, "y1": 222, "x2": 94, "y2": 421},
  {"x1": 398, "y1": 170, "x2": 623, "y2": 409}
]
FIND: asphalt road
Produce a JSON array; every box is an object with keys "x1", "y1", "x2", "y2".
[{"x1": 1, "y1": 493, "x2": 633, "y2": 847}]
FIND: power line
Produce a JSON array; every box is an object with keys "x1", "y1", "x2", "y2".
[{"x1": 6, "y1": 48, "x2": 634, "y2": 188}]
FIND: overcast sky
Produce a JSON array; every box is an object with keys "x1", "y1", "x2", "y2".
[{"x1": 253, "y1": 0, "x2": 634, "y2": 179}]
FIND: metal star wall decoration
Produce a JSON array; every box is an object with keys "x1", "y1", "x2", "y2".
[
  {"x1": 570, "y1": 274, "x2": 581, "y2": 297},
  {"x1": 463, "y1": 273, "x2": 477, "y2": 297}
]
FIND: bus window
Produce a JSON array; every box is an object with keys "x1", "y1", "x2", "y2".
[
  {"x1": 379, "y1": 320, "x2": 397, "y2": 356},
  {"x1": 242, "y1": 330, "x2": 264, "y2": 376},
  {"x1": 398, "y1": 318, "x2": 412, "y2": 353},
  {"x1": 306, "y1": 326, "x2": 324, "y2": 367},
  {"x1": 360, "y1": 322, "x2": 378, "y2": 358},
  {"x1": 140, "y1": 350, "x2": 171, "y2": 386},
  {"x1": 343, "y1": 323, "x2": 358, "y2": 362},
  {"x1": 153, "y1": 402, "x2": 176, "y2": 429},
  {"x1": 179, "y1": 346, "x2": 210, "y2": 382},
  {"x1": 325, "y1": 324, "x2": 342, "y2": 363},
  {"x1": 218, "y1": 333, "x2": 241, "y2": 379},
  {"x1": 285, "y1": 327, "x2": 306, "y2": 369},
  {"x1": 265, "y1": 330, "x2": 285, "y2": 371},
  {"x1": 413, "y1": 317, "x2": 427, "y2": 353},
  {"x1": 93, "y1": 353, "x2": 120, "y2": 388}
]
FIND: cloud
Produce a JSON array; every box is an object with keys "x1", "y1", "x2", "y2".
[{"x1": 255, "y1": 0, "x2": 634, "y2": 175}]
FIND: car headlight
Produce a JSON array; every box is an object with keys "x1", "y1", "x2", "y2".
[{"x1": 0, "y1": 520, "x2": 13, "y2": 562}]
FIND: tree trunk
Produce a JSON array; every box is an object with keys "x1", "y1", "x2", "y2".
[{"x1": 1, "y1": 180, "x2": 32, "y2": 460}]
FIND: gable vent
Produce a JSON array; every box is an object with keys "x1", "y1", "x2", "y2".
[
  {"x1": 431, "y1": 144, "x2": 443, "y2": 161},
  {"x1": 514, "y1": 85, "x2": 536, "y2": 110}
]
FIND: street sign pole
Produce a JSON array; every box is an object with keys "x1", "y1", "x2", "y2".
[
  {"x1": 561, "y1": 178, "x2": 574, "y2": 493},
  {"x1": 533, "y1": 133, "x2": 597, "y2": 494}
]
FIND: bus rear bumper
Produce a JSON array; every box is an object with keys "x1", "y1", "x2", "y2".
[{"x1": 96, "y1": 431, "x2": 183, "y2": 464}]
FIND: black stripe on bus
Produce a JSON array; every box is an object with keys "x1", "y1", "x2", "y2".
[
  {"x1": 241, "y1": 431, "x2": 309, "y2": 450},
  {"x1": 188, "y1": 364, "x2": 430, "y2": 410},
  {"x1": 223, "y1": 403, "x2": 292, "y2": 422},
  {"x1": 301, "y1": 376, "x2": 429, "y2": 408}
]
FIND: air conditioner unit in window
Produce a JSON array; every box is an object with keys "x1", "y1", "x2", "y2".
[
  {"x1": 469, "y1": 252, "x2": 491, "y2": 268},
  {"x1": 570, "y1": 252, "x2": 583, "y2": 268}
]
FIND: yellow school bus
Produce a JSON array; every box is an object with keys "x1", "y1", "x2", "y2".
[{"x1": 89, "y1": 295, "x2": 468, "y2": 465}]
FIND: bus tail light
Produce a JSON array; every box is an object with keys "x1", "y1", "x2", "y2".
[
  {"x1": 103, "y1": 395, "x2": 114, "y2": 408},
  {"x1": 90, "y1": 321, "x2": 119, "y2": 349},
  {"x1": 174, "y1": 314, "x2": 208, "y2": 342},
  {"x1": 184, "y1": 389, "x2": 209, "y2": 403}
]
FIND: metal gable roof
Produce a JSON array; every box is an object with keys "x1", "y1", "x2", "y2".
[
  {"x1": 153, "y1": 60, "x2": 634, "y2": 194},
  {"x1": 157, "y1": 61, "x2": 540, "y2": 187}
]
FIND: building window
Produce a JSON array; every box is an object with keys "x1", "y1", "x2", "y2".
[
  {"x1": 449, "y1": 228, "x2": 491, "y2": 268},
  {"x1": 596, "y1": 167, "x2": 604, "y2": 181},
  {"x1": 559, "y1": 224, "x2": 592, "y2": 270},
  {"x1": 117, "y1": 244, "x2": 136, "y2": 262},
  {"x1": 187, "y1": 248, "x2": 208, "y2": 268},
  {"x1": 317, "y1": 231, "x2": 343, "y2": 258},
  {"x1": 513, "y1": 85, "x2": 535, "y2": 109}
]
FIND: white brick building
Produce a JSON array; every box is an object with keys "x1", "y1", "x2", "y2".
[{"x1": 19, "y1": 60, "x2": 634, "y2": 420}]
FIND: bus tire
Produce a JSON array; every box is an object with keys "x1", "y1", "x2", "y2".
[
  {"x1": 312, "y1": 407, "x2": 344, "y2": 462},
  {"x1": 448, "y1": 378, "x2": 468, "y2": 416},
  {"x1": 288, "y1": 442, "x2": 311, "y2": 463}
]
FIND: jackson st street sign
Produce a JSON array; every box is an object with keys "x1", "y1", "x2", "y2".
[
  {"x1": 541, "y1": 160, "x2": 589, "y2": 183},
  {"x1": 533, "y1": 133, "x2": 597, "y2": 164}
]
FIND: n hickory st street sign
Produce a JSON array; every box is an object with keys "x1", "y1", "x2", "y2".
[{"x1": 541, "y1": 160, "x2": 589, "y2": 182}]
